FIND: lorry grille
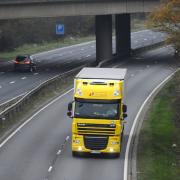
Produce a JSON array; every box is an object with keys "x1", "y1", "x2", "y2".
[
  {"x1": 77, "y1": 123, "x2": 116, "y2": 136},
  {"x1": 84, "y1": 136, "x2": 108, "y2": 150}
]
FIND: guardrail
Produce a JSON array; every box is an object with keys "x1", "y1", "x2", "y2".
[{"x1": 0, "y1": 61, "x2": 96, "y2": 131}]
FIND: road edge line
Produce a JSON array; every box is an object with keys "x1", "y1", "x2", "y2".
[
  {"x1": 0, "y1": 88, "x2": 74, "y2": 148},
  {"x1": 123, "y1": 68, "x2": 179, "y2": 180}
]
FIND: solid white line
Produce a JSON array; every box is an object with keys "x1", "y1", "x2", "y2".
[
  {"x1": 0, "y1": 88, "x2": 74, "y2": 149},
  {"x1": 123, "y1": 69, "x2": 178, "y2": 180}
]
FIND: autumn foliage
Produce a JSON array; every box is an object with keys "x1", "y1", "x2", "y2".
[{"x1": 148, "y1": 0, "x2": 180, "y2": 56}]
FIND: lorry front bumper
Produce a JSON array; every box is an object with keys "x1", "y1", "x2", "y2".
[{"x1": 72, "y1": 134, "x2": 121, "y2": 154}]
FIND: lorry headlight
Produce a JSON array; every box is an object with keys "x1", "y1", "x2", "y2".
[
  {"x1": 110, "y1": 148, "x2": 114, "y2": 152},
  {"x1": 78, "y1": 147, "x2": 82, "y2": 151},
  {"x1": 73, "y1": 140, "x2": 80, "y2": 144},
  {"x1": 114, "y1": 90, "x2": 119, "y2": 96}
]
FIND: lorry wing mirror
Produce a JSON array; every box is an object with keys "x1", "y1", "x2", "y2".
[
  {"x1": 67, "y1": 111, "x2": 72, "y2": 117},
  {"x1": 123, "y1": 104, "x2": 127, "y2": 113},
  {"x1": 123, "y1": 113, "x2": 128, "y2": 119},
  {"x1": 68, "y1": 102, "x2": 73, "y2": 111}
]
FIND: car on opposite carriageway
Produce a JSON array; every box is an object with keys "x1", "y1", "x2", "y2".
[{"x1": 14, "y1": 55, "x2": 37, "y2": 72}]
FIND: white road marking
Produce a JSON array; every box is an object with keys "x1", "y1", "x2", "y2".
[
  {"x1": 33, "y1": 73, "x2": 39, "y2": 75},
  {"x1": 0, "y1": 88, "x2": 73, "y2": 148},
  {"x1": 131, "y1": 74, "x2": 134, "y2": 77},
  {"x1": 86, "y1": 55, "x2": 91, "y2": 58},
  {"x1": 0, "y1": 72, "x2": 5, "y2": 74},
  {"x1": 146, "y1": 65, "x2": 150, "y2": 68},
  {"x1": 21, "y1": 77, "x2": 27, "y2": 80},
  {"x1": 0, "y1": 85, "x2": 2, "y2": 88},
  {"x1": 81, "y1": 48, "x2": 84, "y2": 51},
  {"x1": 91, "y1": 45, "x2": 94, "y2": 48},
  {"x1": 48, "y1": 166, "x2": 53, "y2": 172},
  {"x1": 0, "y1": 92, "x2": 27, "y2": 107},
  {"x1": 123, "y1": 69, "x2": 178, "y2": 180},
  {"x1": 9, "y1": 81, "x2": 15, "y2": 84},
  {"x1": 66, "y1": 136, "x2": 70, "y2": 141},
  {"x1": 144, "y1": 38, "x2": 147, "y2": 41},
  {"x1": 57, "y1": 150, "x2": 61, "y2": 155}
]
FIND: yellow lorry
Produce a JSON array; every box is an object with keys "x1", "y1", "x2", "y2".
[{"x1": 67, "y1": 67, "x2": 127, "y2": 157}]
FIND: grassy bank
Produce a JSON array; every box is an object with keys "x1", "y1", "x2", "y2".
[
  {"x1": 0, "y1": 36, "x2": 95, "y2": 60},
  {"x1": 137, "y1": 70, "x2": 180, "y2": 180}
]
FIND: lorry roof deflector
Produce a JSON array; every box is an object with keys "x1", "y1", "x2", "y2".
[{"x1": 75, "y1": 68, "x2": 127, "y2": 80}]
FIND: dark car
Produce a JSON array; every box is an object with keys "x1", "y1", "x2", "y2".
[{"x1": 14, "y1": 55, "x2": 37, "y2": 72}]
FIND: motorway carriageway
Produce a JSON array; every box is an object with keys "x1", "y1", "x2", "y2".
[
  {"x1": 0, "y1": 30, "x2": 165, "y2": 104},
  {"x1": 0, "y1": 45, "x2": 178, "y2": 180}
]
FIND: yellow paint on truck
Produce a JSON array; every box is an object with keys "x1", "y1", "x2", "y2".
[{"x1": 67, "y1": 68, "x2": 127, "y2": 157}]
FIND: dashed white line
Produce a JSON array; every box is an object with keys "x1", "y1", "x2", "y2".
[
  {"x1": 0, "y1": 72, "x2": 5, "y2": 74},
  {"x1": 144, "y1": 38, "x2": 148, "y2": 41},
  {"x1": 0, "y1": 85, "x2": 2, "y2": 88},
  {"x1": 66, "y1": 136, "x2": 70, "y2": 141},
  {"x1": 91, "y1": 45, "x2": 95, "y2": 48},
  {"x1": 56, "y1": 150, "x2": 61, "y2": 155},
  {"x1": 33, "y1": 73, "x2": 39, "y2": 75},
  {"x1": 48, "y1": 166, "x2": 53, "y2": 172},
  {"x1": 9, "y1": 81, "x2": 15, "y2": 84},
  {"x1": 21, "y1": 77, "x2": 27, "y2": 80},
  {"x1": 86, "y1": 55, "x2": 91, "y2": 58}
]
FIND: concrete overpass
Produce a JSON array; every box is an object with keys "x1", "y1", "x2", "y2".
[{"x1": 0, "y1": 0, "x2": 161, "y2": 62}]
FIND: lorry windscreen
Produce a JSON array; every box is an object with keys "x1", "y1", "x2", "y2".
[{"x1": 74, "y1": 100, "x2": 120, "y2": 120}]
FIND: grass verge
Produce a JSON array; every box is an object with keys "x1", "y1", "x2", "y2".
[{"x1": 137, "y1": 70, "x2": 180, "y2": 180}]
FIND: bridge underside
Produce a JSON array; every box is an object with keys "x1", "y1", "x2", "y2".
[
  {"x1": 0, "y1": 1, "x2": 160, "y2": 64},
  {"x1": 0, "y1": 1, "x2": 159, "y2": 19}
]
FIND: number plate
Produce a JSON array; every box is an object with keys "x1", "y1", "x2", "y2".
[{"x1": 91, "y1": 150, "x2": 101, "y2": 154}]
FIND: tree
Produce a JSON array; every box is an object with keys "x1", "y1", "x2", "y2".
[{"x1": 148, "y1": 0, "x2": 180, "y2": 57}]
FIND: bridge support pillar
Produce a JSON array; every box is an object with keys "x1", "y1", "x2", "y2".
[
  {"x1": 115, "y1": 14, "x2": 131, "y2": 57},
  {"x1": 95, "y1": 15, "x2": 112, "y2": 63}
]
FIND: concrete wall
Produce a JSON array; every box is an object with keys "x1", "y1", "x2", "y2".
[{"x1": 0, "y1": 0, "x2": 160, "y2": 19}]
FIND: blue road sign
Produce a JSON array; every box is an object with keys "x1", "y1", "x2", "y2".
[{"x1": 56, "y1": 24, "x2": 64, "y2": 35}]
